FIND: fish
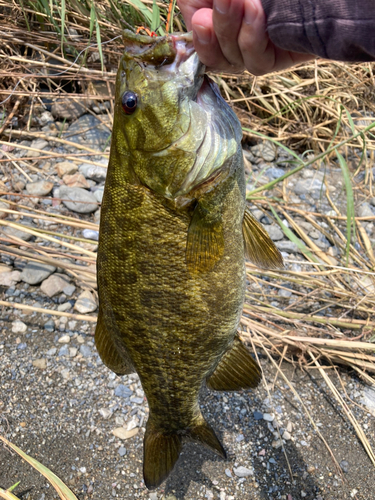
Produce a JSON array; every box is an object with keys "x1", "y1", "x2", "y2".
[{"x1": 95, "y1": 29, "x2": 283, "y2": 490}]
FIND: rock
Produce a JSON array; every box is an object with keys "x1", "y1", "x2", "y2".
[
  {"x1": 56, "y1": 161, "x2": 78, "y2": 178},
  {"x1": 74, "y1": 290, "x2": 97, "y2": 314},
  {"x1": 357, "y1": 202, "x2": 374, "y2": 218},
  {"x1": 58, "y1": 345, "x2": 69, "y2": 357},
  {"x1": 59, "y1": 186, "x2": 98, "y2": 214},
  {"x1": 3, "y1": 223, "x2": 35, "y2": 242},
  {"x1": 0, "y1": 264, "x2": 12, "y2": 273},
  {"x1": 69, "y1": 347, "x2": 77, "y2": 357},
  {"x1": 51, "y1": 99, "x2": 86, "y2": 120},
  {"x1": 28, "y1": 139, "x2": 49, "y2": 157},
  {"x1": 266, "y1": 167, "x2": 285, "y2": 179},
  {"x1": 79, "y1": 162, "x2": 107, "y2": 182},
  {"x1": 32, "y1": 358, "x2": 47, "y2": 369},
  {"x1": 93, "y1": 187, "x2": 104, "y2": 203},
  {"x1": 63, "y1": 283, "x2": 76, "y2": 296},
  {"x1": 46, "y1": 347, "x2": 57, "y2": 356},
  {"x1": 263, "y1": 413, "x2": 275, "y2": 422},
  {"x1": 282, "y1": 431, "x2": 291, "y2": 440},
  {"x1": 253, "y1": 411, "x2": 263, "y2": 420},
  {"x1": 278, "y1": 288, "x2": 292, "y2": 298},
  {"x1": 80, "y1": 344, "x2": 92, "y2": 357},
  {"x1": 82, "y1": 229, "x2": 99, "y2": 241},
  {"x1": 340, "y1": 460, "x2": 349, "y2": 473},
  {"x1": 233, "y1": 466, "x2": 253, "y2": 478},
  {"x1": 63, "y1": 172, "x2": 90, "y2": 188},
  {"x1": 58, "y1": 334, "x2": 70, "y2": 344},
  {"x1": 0, "y1": 270, "x2": 21, "y2": 287},
  {"x1": 114, "y1": 385, "x2": 133, "y2": 398},
  {"x1": 272, "y1": 439, "x2": 283, "y2": 448},
  {"x1": 64, "y1": 115, "x2": 111, "y2": 149},
  {"x1": 276, "y1": 240, "x2": 303, "y2": 254},
  {"x1": 0, "y1": 200, "x2": 9, "y2": 219},
  {"x1": 57, "y1": 302, "x2": 72, "y2": 312},
  {"x1": 40, "y1": 273, "x2": 71, "y2": 297},
  {"x1": 99, "y1": 408, "x2": 112, "y2": 419},
  {"x1": 224, "y1": 468, "x2": 232, "y2": 478},
  {"x1": 26, "y1": 180, "x2": 54, "y2": 196},
  {"x1": 118, "y1": 446, "x2": 127, "y2": 457},
  {"x1": 112, "y1": 427, "x2": 139, "y2": 440},
  {"x1": 44, "y1": 319, "x2": 55, "y2": 332},
  {"x1": 266, "y1": 225, "x2": 284, "y2": 241},
  {"x1": 361, "y1": 386, "x2": 375, "y2": 412},
  {"x1": 252, "y1": 141, "x2": 277, "y2": 162},
  {"x1": 20, "y1": 261, "x2": 56, "y2": 285},
  {"x1": 12, "y1": 320, "x2": 27, "y2": 334},
  {"x1": 294, "y1": 178, "x2": 323, "y2": 198}
]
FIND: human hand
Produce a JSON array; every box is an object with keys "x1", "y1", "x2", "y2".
[{"x1": 177, "y1": 0, "x2": 314, "y2": 75}]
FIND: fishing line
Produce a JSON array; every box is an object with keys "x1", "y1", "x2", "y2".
[{"x1": 0, "y1": 34, "x2": 122, "y2": 106}]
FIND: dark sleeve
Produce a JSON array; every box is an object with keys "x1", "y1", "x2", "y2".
[{"x1": 261, "y1": 0, "x2": 375, "y2": 61}]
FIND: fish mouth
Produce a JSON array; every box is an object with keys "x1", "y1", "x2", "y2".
[{"x1": 122, "y1": 30, "x2": 196, "y2": 69}]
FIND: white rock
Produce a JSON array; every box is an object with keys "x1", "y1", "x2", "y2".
[
  {"x1": 12, "y1": 320, "x2": 27, "y2": 334},
  {"x1": 32, "y1": 358, "x2": 47, "y2": 369},
  {"x1": 263, "y1": 413, "x2": 275, "y2": 422},
  {"x1": 58, "y1": 334, "x2": 71, "y2": 344},
  {"x1": 233, "y1": 466, "x2": 254, "y2": 478},
  {"x1": 112, "y1": 427, "x2": 139, "y2": 440},
  {"x1": 0, "y1": 271, "x2": 21, "y2": 287},
  {"x1": 74, "y1": 290, "x2": 97, "y2": 314}
]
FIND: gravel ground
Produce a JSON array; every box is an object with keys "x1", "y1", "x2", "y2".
[{"x1": 1, "y1": 106, "x2": 375, "y2": 500}]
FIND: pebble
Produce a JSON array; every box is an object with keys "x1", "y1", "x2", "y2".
[
  {"x1": 74, "y1": 290, "x2": 97, "y2": 314},
  {"x1": 56, "y1": 161, "x2": 78, "y2": 178},
  {"x1": 93, "y1": 187, "x2": 104, "y2": 203},
  {"x1": 263, "y1": 413, "x2": 275, "y2": 422},
  {"x1": 118, "y1": 446, "x2": 127, "y2": 457},
  {"x1": 357, "y1": 202, "x2": 374, "y2": 218},
  {"x1": 58, "y1": 345, "x2": 69, "y2": 357},
  {"x1": 114, "y1": 385, "x2": 133, "y2": 398},
  {"x1": 63, "y1": 172, "x2": 90, "y2": 189},
  {"x1": 233, "y1": 466, "x2": 253, "y2": 478},
  {"x1": 253, "y1": 411, "x2": 263, "y2": 420},
  {"x1": 294, "y1": 177, "x2": 323, "y2": 196},
  {"x1": 80, "y1": 345, "x2": 92, "y2": 358},
  {"x1": 266, "y1": 225, "x2": 284, "y2": 241},
  {"x1": 4, "y1": 224, "x2": 34, "y2": 241},
  {"x1": 46, "y1": 347, "x2": 57, "y2": 356},
  {"x1": 29, "y1": 139, "x2": 48, "y2": 157},
  {"x1": 58, "y1": 334, "x2": 70, "y2": 344},
  {"x1": 340, "y1": 460, "x2": 349, "y2": 473},
  {"x1": 79, "y1": 162, "x2": 107, "y2": 182},
  {"x1": 57, "y1": 302, "x2": 72, "y2": 312},
  {"x1": 59, "y1": 186, "x2": 98, "y2": 214},
  {"x1": 32, "y1": 358, "x2": 47, "y2": 369},
  {"x1": 64, "y1": 114, "x2": 111, "y2": 148},
  {"x1": 99, "y1": 408, "x2": 112, "y2": 419},
  {"x1": 44, "y1": 319, "x2": 55, "y2": 332},
  {"x1": 0, "y1": 271, "x2": 21, "y2": 287},
  {"x1": 20, "y1": 262, "x2": 56, "y2": 285},
  {"x1": 51, "y1": 99, "x2": 86, "y2": 120},
  {"x1": 224, "y1": 468, "x2": 232, "y2": 478},
  {"x1": 112, "y1": 427, "x2": 139, "y2": 440},
  {"x1": 282, "y1": 430, "x2": 291, "y2": 440},
  {"x1": 361, "y1": 386, "x2": 375, "y2": 412},
  {"x1": 266, "y1": 166, "x2": 285, "y2": 179},
  {"x1": 252, "y1": 140, "x2": 277, "y2": 162},
  {"x1": 11, "y1": 320, "x2": 27, "y2": 334},
  {"x1": 82, "y1": 229, "x2": 99, "y2": 241},
  {"x1": 40, "y1": 273, "x2": 71, "y2": 298},
  {"x1": 26, "y1": 180, "x2": 54, "y2": 196}
]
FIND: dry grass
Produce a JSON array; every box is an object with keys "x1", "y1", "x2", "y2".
[{"x1": 0, "y1": 0, "x2": 375, "y2": 490}]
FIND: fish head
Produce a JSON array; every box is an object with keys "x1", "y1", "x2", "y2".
[{"x1": 113, "y1": 30, "x2": 242, "y2": 198}]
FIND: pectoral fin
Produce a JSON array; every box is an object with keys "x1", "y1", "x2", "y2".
[
  {"x1": 186, "y1": 203, "x2": 224, "y2": 274},
  {"x1": 95, "y1": 311, "x2": 135, "y2": 376},
  {"x1": 243, "y1": 207, "x2": 284, "y2": 269},
  {"x1": 207, "y1": 334, "x2": 261, "y2": 391}
]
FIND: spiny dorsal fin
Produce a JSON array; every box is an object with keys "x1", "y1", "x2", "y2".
[
  {"x1": 143, "y1": 427, "x2": 182, "y2": 490},
  {"x1": 243, "y1": 207, "x2": 284, "y2": 269},
  {"x1": 95, "y1": 311, "x2": 134, "y2": 376},
  {"x1": 186, "y1": 203, "x2": 224, "y2": 274},
  {"x1": 207, "y1": 334, "x2": 261, "y2": 391}
]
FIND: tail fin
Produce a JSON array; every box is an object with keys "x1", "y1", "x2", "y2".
[
  {"x1": 143, "y1": 417, "x2": 226, "y2": 489},
  {"x1": 143, "y1": 426, "x2": 182, "y2": 490},
  {"x1": 188, "y1": 418, "x2": 227, "y2": 459}
]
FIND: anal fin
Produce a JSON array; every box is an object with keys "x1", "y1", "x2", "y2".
[
  {"x1": 207, "y1": 334, "x2": 261, "y2": 391},
  {"x1": 188, "y1": 418, "x2": 226, "y2": 459},
  {"x1": 95, "y1": 310, "x2": 134, "y2": 376}
]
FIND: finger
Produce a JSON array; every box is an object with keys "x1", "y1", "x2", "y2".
[
  {"x1": 211, "y1": 0, "x2": 245, "y2": 69},
  {"x1": 237, "y1": 0, "x2": 275, "y2": 76},
  {"x1": 192, "y1": 9, "x2": 235, "y2": 71},
  {"x1": 177, "y1": 0, "x2": 213, "y2": 30}
]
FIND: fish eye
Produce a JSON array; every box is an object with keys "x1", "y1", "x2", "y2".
[{"x1": 121, "y1": 91, "x2": 138, "y2": 114}]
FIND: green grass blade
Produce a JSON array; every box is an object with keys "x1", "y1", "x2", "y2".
[
  {"x1": 268, "y1": 205, "x2": 321, "y2": 264},
  {"x1": 151, "y1": 0, "x2": 160, "y2": 32},
  {"x1": 60, "y1": 0, "x2": 66, "y2": 54},
  {"x1": 95, "y1": 15, "x2": 104, "y2": 72},
  {"x1": 336, "y1": 151, "x2": 355, "y2": 264},
  {"x1": 0, "y1": 436, "x2": 78, "y2": 500}
]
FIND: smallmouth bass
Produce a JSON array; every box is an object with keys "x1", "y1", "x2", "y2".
[{"x1": 95, "y1": 30, "x2": 282, "y2": 490}]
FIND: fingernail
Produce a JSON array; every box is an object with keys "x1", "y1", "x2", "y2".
[
  {"x1": 244, "y1": 0, "x2": 257, "y2": 24},
  {"x1": 194, "y1": 24, "x2": 211, "y2": 44},
  {"x1": 214, "y1": 0, "x2": 229, "y2": 15}
]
